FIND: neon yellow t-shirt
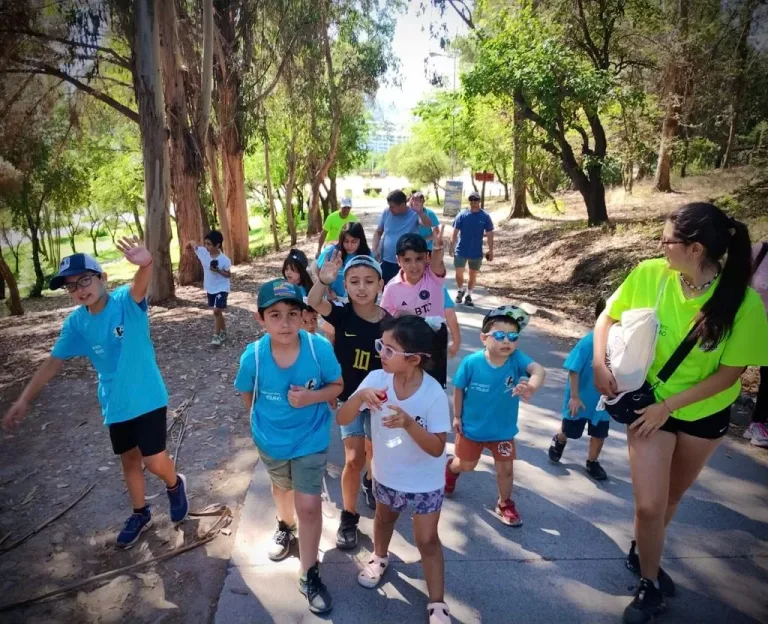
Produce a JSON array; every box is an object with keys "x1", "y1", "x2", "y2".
[
  {"x1": 322, "y1": 211, "x2": 358, "y2": 243},
  {"x1": 606, "y1": 258, "x2": 768, "y2": 421}
]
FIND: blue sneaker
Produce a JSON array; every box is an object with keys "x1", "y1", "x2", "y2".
[
  {"x1": 117, "y1": 507, "x2": 152, "y2": 549},
  {"x1": 167, "y1": 473, "x2": 189, "y2": 523}
]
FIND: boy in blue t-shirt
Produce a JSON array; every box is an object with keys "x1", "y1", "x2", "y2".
[
  {"x1": 3, "y1": 241, "x2": 188, "y2": 549},
  {"x1": 445, "y1": 306, "x2": 546, "y2": 527},
  {"x1": 234, "y1": 279, "x2": 342, "y2": 615},
  {"x1": 548, "y1": 299, "x2": 610, "y2": 481}
]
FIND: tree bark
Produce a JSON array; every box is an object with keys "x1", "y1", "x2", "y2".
[
  {"x1": 263, "y1": 128, "x2": 280, "y2": 252},
  {"x1": 26, "y1": 217, "x2": 45, "y2": 297},
  {"x1": 284, "y1": 133, "x2": 299, "y2": 246},
  {"x1": 131, "y1": 203, "x2": 144, "y2": 239},
  {"x1": 134, "y1": 0, "x2": 174, "y2": 302},
  {"x1": 509, "y1": 98, "x2": 531, "y2": 219},
  {"x1": 222, "y1": 148, "x2": 250, "y2": 262},
  {"x1": 0, "y1": 253, "x2": 23, "y2": 315},
  {"x1": 206, "y1": 136, "x2": 230, "y2": 253},
  {"x1": 328, "y1": 169, "x2": 339, "y2": 214}
]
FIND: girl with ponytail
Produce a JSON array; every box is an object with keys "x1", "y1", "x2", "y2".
[{"x1": 592, "y1": 202, "x2": 768, "y2": 624}]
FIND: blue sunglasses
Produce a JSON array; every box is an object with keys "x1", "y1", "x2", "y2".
[{"x1": 483, "y1": 330, "x2": 519, "y2": 343}]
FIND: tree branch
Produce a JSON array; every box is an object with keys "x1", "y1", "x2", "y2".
[
  {"x1": 0, "y1": 28, "x2": 132, "y2": 69},
  {"x1": 447, "y1": 0, "x2": 475, "y2": 30}
]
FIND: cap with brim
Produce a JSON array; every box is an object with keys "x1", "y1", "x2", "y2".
[
  {"x1": 343, "y1": 255, "x2": 382, "y2": 277},
  {"x1": 341, "y1": 197, "x2": 352, "y2": 208},
  {"x1": 483, "y1": 305, "x2": 530, "y2": 331},
  {"x1": 468, "y1": 192, "x2": 481, "y2": 201},
  {"x1": 50, "y1": 253, "x2": 103, "y2": 290},
  {"x1": 396, "y1": 232, "x2": 429, "y2": 255},
  {"x1": 257, "y1": 279, "x2": 305, "y2": 309}
]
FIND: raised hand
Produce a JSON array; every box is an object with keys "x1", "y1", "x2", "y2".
[
  {"x1": 431, "y1": 225, "x2": 447, "y2": 257},
  {"x1": 318, "y1": 250, "x2": 343, "y2": 285},
  {"x1": 117, "y1": 236, "x2": 153, "y2": 268}
]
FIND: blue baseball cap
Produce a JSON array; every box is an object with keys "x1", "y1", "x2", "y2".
[
  {"x1": 257, "y1": 279, "x2": 305, "y2": 310},
  {"x1": 49, "y1": 253, "x2": 104, "y2": 290},
  {"x1": 343, "y1": 255, "x2": 382, "y2": 277}
]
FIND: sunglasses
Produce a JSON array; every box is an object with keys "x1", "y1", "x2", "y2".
[
  {"x1": 483, "y1": 330, "x2": 519, "y2": 343},
  {"x1": 660, "y1": 239, "x2": 686, "y2": 246},
  {"x1": 374, "y1": 338, "x2": 430, "y2": 360},
  {"x1": 63, "y1": 274, "x2": 97, "y2": 293}
]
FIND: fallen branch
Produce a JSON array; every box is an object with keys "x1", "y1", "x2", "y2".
[
  {"x1": 0, "y1": 504, "x2": 232, "y2": 613},
  {"x1": 166, "y1": 393, "x2": 195, "y2": 432},
  {"x1": 0, "y1": 484, "x2": 95, "y2": 555}
]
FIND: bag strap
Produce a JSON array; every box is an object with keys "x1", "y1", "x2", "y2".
[
  {"x1": 656, "y1": 325, "x2": 698, "y2": 383},
  {"x1": 753, "y1": 242, "x2": 768, "y2": 277}
]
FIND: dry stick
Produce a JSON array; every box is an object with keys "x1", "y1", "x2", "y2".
[
  {"x1": 0, "y1": 506, "x2": 232, "y2": 613},
  {"x1": 166, "y1": 393, "x2": 195, "y2": 433},
  {"x1": 0, "y1": 484, "x2": 95, "y2": 556},
  {"x1": 173, "y1": 408, "x2": 191, "y2": 468}
]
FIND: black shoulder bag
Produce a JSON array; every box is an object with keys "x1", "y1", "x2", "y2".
[
  {"x1": 605, "y1": 326, "x2": 698, "y2": 425},
  {"x1": 753, "y1": 242, "x2": 768, "y2": 276}
]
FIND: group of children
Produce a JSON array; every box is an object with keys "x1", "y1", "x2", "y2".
[{"x1": 2, "y1": 207, "x2": 613, "y2": 623}]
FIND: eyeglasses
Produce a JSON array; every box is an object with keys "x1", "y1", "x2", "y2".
[
  {"x1": 63, "y1": 274, "x2": 95, "y2": 293},
  {"x1": 660, "y1": 239, "x2": 686, "y2": 247},
  {"x1": 483, "y1": 330, "x2": 519, "y2": 343},
  {"x1": 374, "y1": 338, "x2": 430, "y2": 360}
]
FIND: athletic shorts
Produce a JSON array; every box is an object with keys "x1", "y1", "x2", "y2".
[
  {"x1": 455, "y1": 433, "x2": 516, "y2": 462},
  {"x1": 453, "y1": 256, "x2": 483, "y2": 271},
  {"x1": 340, "y1": 407, "x2": 372, "y2": 440},
  {"x1": 373, "y1": 479, "x2": 444, "y2": 515},
  {"x1": 562, "y1": 417, "x2": 610, "y2": 440},
  {"x1": 109, "y1": 407, "x2": 167, "y2": 456},
  {"x1": 658, "y1": 406, "x2": 731, "y2": 440},
  {"x1": 207, "y1": 292, "x2": 228, "y2": 309},
  {"x1": 256, "y1": 446, "x2": 328, "y2": 495}
]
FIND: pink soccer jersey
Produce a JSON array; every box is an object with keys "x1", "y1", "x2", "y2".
[{"x1": 381, "y1": 266, "x2": 446, "y2": 318}]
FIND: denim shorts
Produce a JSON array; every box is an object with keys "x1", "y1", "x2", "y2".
[
  {"x1": 340, "y1": 408, "x2": 371, "y2": 440},
  {"x1": 373, "y1": 480, "x2": 444, "y2": 515}
]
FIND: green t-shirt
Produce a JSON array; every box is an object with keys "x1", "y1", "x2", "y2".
[
  {"x1": 323, "y1": 211, "x2": 358, "y2": 243},
  {"x1": 606, "y1": 258, "x2": 768, "y2": 421}
]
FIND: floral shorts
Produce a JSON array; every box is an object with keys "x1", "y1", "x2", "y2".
[{"x1": 373, "y1": 480, "x2": 444, "y2": 515}]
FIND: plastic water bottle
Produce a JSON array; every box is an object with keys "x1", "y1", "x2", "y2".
[{"x1": 377, "y1": 391, "x2": 402, "y2": 448}]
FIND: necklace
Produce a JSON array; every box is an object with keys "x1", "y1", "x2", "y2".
[{"x1": 679, "y1": 270, "x2": 719, "y2": 292}]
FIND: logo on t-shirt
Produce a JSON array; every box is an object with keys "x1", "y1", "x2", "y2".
[
  {"x1": 113, "y1": 325, "x2": 124, "y2": 339},
  {"x1": 419, "y1": 289, "x2": 430, "y2": 301},
  {"x1": 504, "y1": 375, "x2": 515, "y2": 388},
  {"x1": 305, "y1": 378, "x2": 317, "y2": 390}
]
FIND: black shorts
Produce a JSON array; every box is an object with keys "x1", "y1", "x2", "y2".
[
  {"x1": 659, "y1": 406, "x2": 731, "y2": 440},
  {"x1": 109, "y1": 407, "x2": 168, "y2": 456},
  {"x1": 430, "y1": 323, "x2": 449, "y2": 389},
  {"x1": 207, "y1": 292, "x2": 228, "y2": 309},
  {"x1": 562, "y1": 417, "x2": 609, "y2": 440}
]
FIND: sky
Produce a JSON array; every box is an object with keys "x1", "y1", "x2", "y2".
[{"x1": 373, "y1": 2, "x2": 469, "y2": 129}]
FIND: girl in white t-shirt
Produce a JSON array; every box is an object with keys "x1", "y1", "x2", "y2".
[{"x1": 337, "y1": 315, "x2": 451, "y2": 624}]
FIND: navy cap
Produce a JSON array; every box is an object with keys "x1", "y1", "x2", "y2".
[
  {"x1": 468, "y1": 191, "x2": 481, "y2": 201},
  {"x1": 49, "y1": 253, "x2": 103, "y2": 290}
]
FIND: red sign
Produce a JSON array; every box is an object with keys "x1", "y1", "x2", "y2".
[{"x1": 473, "y1": 171, "x2": 495, "y2": 182}]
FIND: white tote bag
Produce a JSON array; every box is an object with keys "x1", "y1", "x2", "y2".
[{"x1": 599, "y1": 278, "x2": 667, "y2": 409}]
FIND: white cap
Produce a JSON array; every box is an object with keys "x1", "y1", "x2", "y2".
[{"x1": 341, "y1": 197, "x2": 352, "y2": 208}]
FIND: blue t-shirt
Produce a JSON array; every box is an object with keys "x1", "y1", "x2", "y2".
[
  {"x1": 444, "y1": 286, "x2": 454, "y2": 309},
  {"x1": 452, "y1": 209, "x2": 494, "y2": 259},
  {"x1": 562, "y1": 332, "x2": 609, "y2": 426},
  {"x1": 378, "y1": 208, "x2": 421, "y2": 264},
  {"x1": 452, "y1": 349, "x2": 533, "y2": 441},
  {"x1": 234, "y1": 331, "x2": 342, "y2": 460},
  {"x1": 51, "y1": 285, "x2": 168, "y2": 425},
  {"x1": 317, "y1": 247, "x2": 373, "y2": 298},
  {"x1": 418, "y1": 208, "x2": 440, "y2": 251}
]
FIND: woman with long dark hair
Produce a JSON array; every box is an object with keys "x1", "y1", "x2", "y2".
[{"x1": 593, "y1": 203, "x2": 768, "y2": 624}]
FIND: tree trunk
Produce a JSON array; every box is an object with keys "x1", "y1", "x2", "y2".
[
  {"x1": 432, "y1": 182, "x2": 441, "y2": 205},
  {"x1": 263, "y1": 129, "x2": 280, "y2": 252},
  {"x1": 579, "y1": 178, "x2": 609, "y2": 226},
  {"x1": 222, "y1": 148, "x2": 250, "y2": 262},
  {"x1": 503, "y1": 183, "x2": 509, "y2": 201},
  {"x1": 0, "y1": 253, "x2": 23, "y2": 315},
  {"x1": 159, "y1": 0, "x2": 204, "y2": 286},
  {"x1": 509, "y1": 101, "x2": 531, "y2": 219},
  {"x1": 206, "y1": 137, "x2": 230, "y2": 254},
  {"x1": 679, "y1": 130, "x2": 690, "y2": 178},
  {"x1": 328, "y1": 170, "x2": 339, "y2": 214},
  {"x1": 296, "y1": 186, "x2": 305, "y2": 220},
  {"x1": 284, "y1": 134, "x2": 298, "y2": 246},
  {"x1": 131, "y1": 203, "x2": 144, "y2": 239},
  {"x1": 722, "y1": 0, "x2": 754, "y2": 169},
  {"x1": 135, "y1": 0, "x2": 174, "y2": 303},
  {"x1": 69, "y1": 232, "x2": 77, "y2": 253},
  {"x1": 654, "y1": 100, "x2": 679, "y2": 192},
  {"x1": 26, "y1": 219, "x2": 45, "y2": 297}
]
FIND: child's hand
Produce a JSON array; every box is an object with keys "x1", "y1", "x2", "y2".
[
  {"x1": 117, "y1": 236, "x2": 153, "y2": 268},
  {"x1": 431, "y1": 225, "x2": 447, "y2": 257},
  {"x1": 3, "y1": 399, "x2": 28, "y2": 431},
  {"x1": 185, "y1": 240, "x2": 197, "y2": 251},
  {"x1": 382, "y1": 405, "x2": 413, "y2": 430},
  {"x1": 287, "y1": 385, "x2": 314, "y2": 408},
  {"x1": 318, "y1": 250, "x2": 343, "y2": 286},
  {"x1": 568, "y1": 397, "x2": 585, "y2": 417},
  {"x1": 512, "y1": 380, "x2": 537, "y2": 402},
  {"x1": 448, "y1": 339, "x2": 460, "y2": 359},
  {"x1": 355, "y1": 388, "x2": 386, "y2": 411},
  {"x1": 453, "y1": 416, "x2": 462, "y2": 434}
]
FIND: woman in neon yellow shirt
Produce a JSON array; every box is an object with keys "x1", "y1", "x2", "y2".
[{"x1": 592, "y1": 202, "x2": 768, "y2": 624}]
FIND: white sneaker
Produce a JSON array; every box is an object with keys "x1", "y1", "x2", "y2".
[
  {"x1": 210, "y1": 334, "x2": 222, "y2": 346},
  {"x1": 749, "y1": 422, "x2": 768, "y2": 448}
]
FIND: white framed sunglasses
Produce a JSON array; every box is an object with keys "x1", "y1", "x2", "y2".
[{"x1": 374, "y1": 338, "x2": 431, "y2": 360}]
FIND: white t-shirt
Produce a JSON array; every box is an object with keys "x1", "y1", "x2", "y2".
[
  {"x1": 194, "y1": 247, "x2": 232, "y2": 294},
  {"x1": 356, "y1": 369, "x2": 450, "y2": 493}
]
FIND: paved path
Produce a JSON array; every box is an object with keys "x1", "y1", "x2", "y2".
[{"x1": 215, "y1": 202, "x2": 768, "y2": 623}]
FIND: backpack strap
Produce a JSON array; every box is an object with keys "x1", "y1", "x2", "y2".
[
  {"x1": 753, "y1": 242, "x2": 768, "y2": 277},
  {"x1": 656, "y1": 325, "x2": 697, "y2": 384},
  {"x1": 250, "y1": 338, "x2": 262, "y2": 422}
]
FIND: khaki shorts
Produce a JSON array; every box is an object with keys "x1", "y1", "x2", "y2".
[{"x1": 256, "y1": 446, "x2": 328, "y2": 495}]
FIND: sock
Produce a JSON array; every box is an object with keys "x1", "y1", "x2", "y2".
[
  {"x1": 467, "y1": 288, "x2": 473, "y2": 296},
  {"x1": 167, "y1": 477, "x2": 181, "y2": 490},
  {"x1": 133, "y1": 506, "x2": 148, "y2": 515}
]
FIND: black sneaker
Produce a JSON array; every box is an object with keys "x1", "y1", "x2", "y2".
[
  {"x1": 548, "y1": 434, "x2": 566, "y2": 463},
  {"x1": 623, "y1": 578, "x2": 665, "y2": 624},
  {"x1": 361, "y1": 474, "x2": 376, "y2": 510},
  {"x1": 267, "y1": 519, "x2": 296, "y2": 562},
  {"x1": 455, "y1": 290, "x2": 465, "y2": 304},
  {"x1": 626, "y1": 540, "x2": 676, "y2": 597},
  {"x1": 298, "y1": 562, "x2": 333, "y2": 614},
  {"x1": 586, "y1": 460, "x2": 608, "y2": 481},
  {"x1": 335, "y1": 510, "x2": 360, "y2": 550},
  {"x1": 464, "y1": 294, "x2": 474, "y2": 307}
]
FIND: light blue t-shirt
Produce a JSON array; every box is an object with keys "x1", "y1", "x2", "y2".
[
  {"x1": 234, "y1": 331, "x2": 342, "y2": 460},
  {"x1": 562, "y1": 332, "x2": 609, "y2": 426},
  {"x1": 453, "y1": 349, "x2": 534, "y2": 441},
  {"x1": 317, "y1": 246, "x2": 373, "y2": 298},
  {"x1": 378, "y1": 208, "x2": 421, "y2": 264},
  {"x1": 51, "y1": 285, "x2": 168, "y2": 425},
  {"x1": 452, "y1": 209, "x2": 494, "y2": 259},
  {"x1": 418, "y1": 208, "x2": 440, "y2": 251},
  {"x1": 444, "y1": 287, "x2": 454, "y2": 309}
]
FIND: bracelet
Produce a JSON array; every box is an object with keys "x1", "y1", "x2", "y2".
[
  {"x1": 661, "y1": 399, "x2": 674, "y2": 415},
  {"x1": 141, "y1": 259, "x2": 153, "y2": 268},
  {"x1": 318, "y1": 277, "x2": 332, "y2": 286}
]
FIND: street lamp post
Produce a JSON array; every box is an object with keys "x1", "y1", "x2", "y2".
[{"x1": 429, "y1": 51, "x2": 458, "y2": 180}]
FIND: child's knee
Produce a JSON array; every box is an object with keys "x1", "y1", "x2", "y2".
[
  {"x1": 294, "y1": 495, "x2": 322, "y2": 522},
  {"x1": 344, "y1": 452, "x2": 365, "y2": 473},
  {"x1": 415, "y1": 530, "x2": 441, "y2": 555},
  {"x1": 213, "y1": 308, "x2": 223, "y2": 317},
  {"x1": 495, "y1": 459, "x2": 514, "y2": 478},
  {"x1": 120, "y1": 447, "x2": 142, "y2": 469},
  {"x1": 457, "y1": 459, "x2": 478, "y2": 473}
]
